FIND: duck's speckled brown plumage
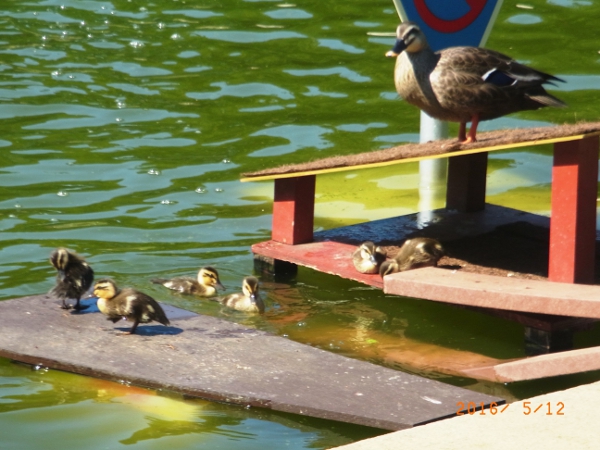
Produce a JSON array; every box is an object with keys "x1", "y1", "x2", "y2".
[
  {"x1": 216, "y1": 276, "x2": 264, "y2": 313},
  {"x1": 380, "y1": 237, "x2": 445, "y2": 277},
  {"x1": 93, "y1": 279, "x2": 170, "y2": 335},
  {"x1": 151, "y1": 266, "x2": 224, "y2": 297},
  {"x1": 388, "y1": 22, "x2": 566, "y2": 142},
  {"x1": 49, "y1": 247, "x2": 94, "y2": 310}
]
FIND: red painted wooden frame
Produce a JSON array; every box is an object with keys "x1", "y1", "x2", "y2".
[
  {"x1": 267, "y1": 137, "x2": 599, "y2": 284},
  {"x1": 549, "y1": 136, "x2": 599, "y2": 284},
  {"x1": 272, "y1": 175, "x2": 316, "y2": 245}
]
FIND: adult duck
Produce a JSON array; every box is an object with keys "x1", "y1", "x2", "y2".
[{"x1": 386, "y1": 22, "x2": 566, "y2": 143}]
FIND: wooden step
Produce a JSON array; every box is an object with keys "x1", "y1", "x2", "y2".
[
  {"x1": 461, "y1": 346, "x2": 600, "y2": 382},
  {"x1": 384, "y1": 267, "x2": 600, "y2": 319}
]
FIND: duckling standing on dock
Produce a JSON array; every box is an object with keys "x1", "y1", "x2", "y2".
[
  {"x1": 215, "y1": 276, "x2": 264, "y2": 313},
  {"x1": 352, "y1": 241, "x2": 386, "y2": 274},
  {"x1": 380, "y1": 237, "x2": 445, "y2": 277},
  {"x1": 49, "y1": 247, "x2": 94, "y2": 310},
  {"x1": 93, "y1": 279, "x2": 170, "y2": 335},
  {"x1": 151, "y1": 266, "x2": 224, "y2": 297},
  {"x1": 386, "y1": 22, "x2": 566, "y2": 143}
]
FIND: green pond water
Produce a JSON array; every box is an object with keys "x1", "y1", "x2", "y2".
[{"x1": 1, "y1": 0, "x2": 600, "y2": 448}]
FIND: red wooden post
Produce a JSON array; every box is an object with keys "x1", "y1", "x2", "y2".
[
  {"x1": 272, "y1": 175, "x2": 316, "y2": 245},
  {"x1": 446, "y1": 152, "x2": 488, "y2": 212},
  {"x1": 549, "y1": 136, "x2": 599, "y2": 284}
]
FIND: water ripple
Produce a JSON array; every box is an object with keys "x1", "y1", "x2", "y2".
[
  {"x1": 249, "y1": 125, "x2": 333, "y2": 157},
  {"x1": 263, "y1": 9, "x2": 313, "y2": 20},
  {"x1": 284, "y1": 67, "x2": 371, "y2": 83},
  {"x1": 193, "y1": 30, "x2": 306, "y2": 43},
  {"x1": 317, "y1": 39, "x2": 365, "y2": 54},
  {"x1": 163, "y1": 9, "x2": 223, "y2": 19},
  {"x1": 0, "y1": 104, "x2": 197, "y2": 130},
  {"x1": 187, "y1": 82, "x2": 294, "y2": 100}
]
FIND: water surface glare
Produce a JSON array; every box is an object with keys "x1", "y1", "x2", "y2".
[{"x1": 2, "y1": 0, "x2": 600, "y2": 448}]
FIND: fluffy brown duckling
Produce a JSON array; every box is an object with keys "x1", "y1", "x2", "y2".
[
  {"x1": 352, "y1": 241, "x2": 386, "y2": 274},
  {"x1": 93, "y1": 279, "x2": 170, "y2": 335},
  {"x1": 215, "y1": 276, "x2": 264, "y2": 313},
  {"x1": 386, "y1": 22, "x2": 565, "y2": 143},
  {"x1": 151, "y1": 266, "x2": 224, "y2": 297},
  {"x1": 380, "y1": 237, "x2": 445, "y2": 276},
  {"x1": 49, "y1": 247, "x2": 94, "y2": 310}
]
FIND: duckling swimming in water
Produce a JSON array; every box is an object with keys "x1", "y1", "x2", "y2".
[
  {"x1": 352, "y1": 241, "x2": 386, "y2": 274},
  {"x1": 216, "y1": 276, "x2": 264, "y2": 313},
  {"x1": 151, "y1": 266, "x2": 224, "y2": 297},
  {"x1": 49, "y1": 247, "x2": 94, "y2": 310},
  {"x1": 380, "y1": 237, "x2": 445, "y2": 276},
  {"x1": 93, "y1": 279, "x2": 170, "y2": 335}
]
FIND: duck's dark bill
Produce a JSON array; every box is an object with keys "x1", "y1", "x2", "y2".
[{"x1": 386, "y1": 39, "x2": 407, "y2": 57}]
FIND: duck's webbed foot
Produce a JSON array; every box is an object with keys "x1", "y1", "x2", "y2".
[{"x1": 60, "y1": 300, "x2": 72, "y2": 310}]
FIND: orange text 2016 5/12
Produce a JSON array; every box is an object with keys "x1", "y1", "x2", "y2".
[{"x1": 456, "y1": 402, "x2": 565, "y2": 416}]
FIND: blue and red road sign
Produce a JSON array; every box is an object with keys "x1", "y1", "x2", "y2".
[{"x1": 392, "y1": 0, "x2": 504, "y2": 50}]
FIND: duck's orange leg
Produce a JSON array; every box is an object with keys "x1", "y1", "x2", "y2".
[
  {"x1": 462, "y1": 115, "x2": 480, "y2": 143},
  {"x1": 458, "y1": 122, "x2": 467, "y2": 142}
]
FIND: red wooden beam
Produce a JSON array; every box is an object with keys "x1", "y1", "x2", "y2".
[
  {"x1": 272, "y1": 176, "x2": 316, "y2": 245},
  {"x1": 549, "y1": 136, "x2": 599, "y2": 284},
  {"x1": 446, "y1": 152, "x2": 488, "y2": 212}
]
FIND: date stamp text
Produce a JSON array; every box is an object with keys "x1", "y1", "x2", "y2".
[{"x1": 456, "y1": 401, "x2": 565, "y2": 416}]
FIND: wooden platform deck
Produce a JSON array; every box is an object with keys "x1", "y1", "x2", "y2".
[
  {"x1": 253, "y1": 204, "x2": 600, "y2": 320},
  {"x1": 252, "y1": 207, "x2": 600, "y2": 382},
  {"x1": 244, "y1": 123, "x2": 600, "y2": 381},
  {"x1": 244, "y1": 123, "x2": 600, "y2": 284},
  {"x1": 254, "y1": 240, "x2": 600, "y2": 321},
  {"x1": 241, "y1": 123, "x2": 600, "y2": 182},
  {"x1": 0, "y1": 294, "x2": 503, "y2": 431}
]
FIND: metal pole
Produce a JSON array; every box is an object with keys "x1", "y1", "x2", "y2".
[{"x1": 417, "y1": 111, "x2": 448, "y2": 225}]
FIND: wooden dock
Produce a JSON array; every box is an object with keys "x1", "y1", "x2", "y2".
[{"x1": 0, "y1": 294, "x2": 503, "y2": 431}]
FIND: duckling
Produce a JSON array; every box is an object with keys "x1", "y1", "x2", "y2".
[
  {"x1": 49, "y1": 247, "x2": 94, "y2": 310},
  {"x1": 386, "y1": 22, "x2": 566, "y2": 143},
  {"x1": 93, "y1": 279, "x2": 170, "y2": 335},
  {"x1": 215, "y1": 276, "x2": 264, "y2": 313},
  {"x1": 352, "y1": 241, "x2": 386, "y2": 274},
  {"x1": 151, "y1": 266, "x2": 224, "y2": 297},
  {"x1": 380, "y1": 237, "x2": 445, "y2": 276}
]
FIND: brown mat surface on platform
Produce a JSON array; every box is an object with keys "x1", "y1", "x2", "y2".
[
  {"x1": 386, "y1": 221, "x2": 600, "y2": 283},
  {"x1": 392, "y1": 221, "x2": 551, "y2": 282},
  {"x1": 311, "y1": 206, "x2": 600, "y2": 284},
  {"x1": 243, "y1": 122, "x2": 600, "y2": 179}
]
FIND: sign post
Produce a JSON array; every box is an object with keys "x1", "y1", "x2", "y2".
[{"x1": 391, "y1": 0, "x2": 504, "y2": 50}]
